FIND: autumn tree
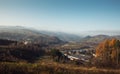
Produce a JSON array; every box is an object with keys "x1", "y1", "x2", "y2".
[{"x1": 95, "y1": 39, "x2": 120, "y2": 67}]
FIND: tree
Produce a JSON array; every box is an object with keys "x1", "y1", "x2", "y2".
[
  {"x1": 95, "y1": 39, "x2": 120, "y2": 67},
  {"x1": 51, "y1": 49, "x2": 62, "y2": 62}
]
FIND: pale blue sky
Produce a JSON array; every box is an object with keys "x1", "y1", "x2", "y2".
[{"x1": 0, "y1": 0, "x2": 120, "y2": 34}]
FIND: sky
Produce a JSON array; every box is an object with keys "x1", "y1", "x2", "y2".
[{"x1": 0, "y1": 0, "x2": 120, "y2": 34}]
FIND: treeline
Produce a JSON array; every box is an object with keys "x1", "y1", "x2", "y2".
[
  {"x1": 0, "y1": 39, "x2": 17, "y2": 45},
  {"x1": 0, "y1": 39, "x2": 45, "y2": 62},
  {"x1": 0, "y1": 39, "x2": 65, "y2": 63},
  {"x1": 50, "y1": 49, "x2": 69, "y2": 63}
]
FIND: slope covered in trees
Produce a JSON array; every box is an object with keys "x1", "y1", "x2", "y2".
[
  {"x1": 0, "y1": 26, "x2": 64, "y2": 45},
  {"x1": 0, "y1": 39, "x2": 45, "y2": 62}
]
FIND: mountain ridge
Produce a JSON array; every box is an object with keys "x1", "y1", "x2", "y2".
[{"x1": 0, "y1": 26, "x2": 83, "y2": 42}]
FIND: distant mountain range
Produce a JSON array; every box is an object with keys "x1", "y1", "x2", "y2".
[
  {"x1": 81, "y1": 31, "x2": 120, "y2": 36},
  {"x1": 0, "y1": 26, "x2": 83, "y2": 42},
  {"x1": 38, "y1": 31, "x2": 83, "y2": 42},
  {"x1": 81, "y1": 35, "x2": 120, "y2": 43},
  {"x1": 0, "y1": 26, "x2": 63, "y2": 44},
  {"x1": 0, "y1": 26, "x2": 120, "y2": 44}
]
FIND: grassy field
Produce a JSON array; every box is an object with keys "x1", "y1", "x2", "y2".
[{"x1": 0, "y1": 58, "x2": 120, "y2": 74}]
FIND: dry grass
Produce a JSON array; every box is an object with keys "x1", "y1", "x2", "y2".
[{"x1": 0, "y1": 58, "x2": 120, "y2": 74}]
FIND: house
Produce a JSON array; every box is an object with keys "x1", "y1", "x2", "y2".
[{"x1": 64, "y1": 54, "x2": 79, "y2": 60}]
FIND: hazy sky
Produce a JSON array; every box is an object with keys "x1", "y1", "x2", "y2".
[{"x1": 0, "y1": 0, "x2": 120, "y2": 33}]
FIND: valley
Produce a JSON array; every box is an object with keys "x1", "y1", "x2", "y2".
[{"x1": 0, "y1": 26, "x2": 120, "y2": 74}]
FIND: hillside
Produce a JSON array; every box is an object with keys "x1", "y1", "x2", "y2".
[
  {"x1": 81, "y1": 35, "x2": 120, "y2": 43},
  {"x1": 0, "y1": 59, "x2": 120, "y2": 74},
  {"x1": 0, "y1": 26, "x2": 63, "y2": 45},
  {"x1": 39, "y1": 31, "x2": 83, "y2": 42},
  {"x1": 0, "y1": 26, "x2": 83, "y2": 43}
]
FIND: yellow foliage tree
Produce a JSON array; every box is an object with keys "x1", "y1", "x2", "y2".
[{"x1": 96, "y1": 38, "x2": 120, "y2": 65}]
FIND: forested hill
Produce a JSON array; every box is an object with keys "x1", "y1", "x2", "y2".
[
  {"x1": 0, "y1": 26, "x2": 63, "y2": 45},
  {"x1": 0, "y1": 26, "x2": 83, "y2": 42}
]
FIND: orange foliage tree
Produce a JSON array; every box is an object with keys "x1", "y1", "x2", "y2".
[{"x1": 95, "y1": 38, "x2": 120, "y2": 67}]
